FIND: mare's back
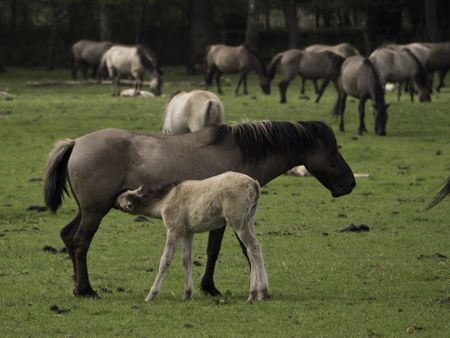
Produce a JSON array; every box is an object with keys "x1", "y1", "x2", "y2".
[
  {"x1": 341, "y1": 56, "x2": 369, "y2": 98},
  {"x1": 208, "y1": 45, "x2": 243, "y2": 72}
]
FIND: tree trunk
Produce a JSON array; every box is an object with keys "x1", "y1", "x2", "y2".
[
  {"x1": 189, "y1": 0, "x2": 216, "y2": 73},
  {"x1": 245, "y1": 0, "x2": 262, "y2": 48},
  {"x1": 134, "y1": 0, "x2": 148, "y2": 44},
  {"x1": 282, "y1": 0, "x2": 299, "y2": 49},
  {"x1": 424, "y1": 0, "x2": 440, "y2": 41},
  {"x1": 47, "y1": 0, "x2": 59, "y2": 70},
  {"x1": 99, "y1": 3, "x2": 113, "y2": 41}
]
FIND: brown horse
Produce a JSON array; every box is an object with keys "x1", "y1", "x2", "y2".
[
  {"x1": 205, "y1": 44, "x2": 271, "y2": 95},
  {"x1": 336, "y1": 56, "x2": 389, "y2": 135},
  {"x1": 268, "y1": 50, "x2": 345, "y2": 103},
  {"x1": 422, "y1": 42, "x2": 450, "y2": 92},
  {"x1": 44, "y1": 120, "x2": 355, "y2": 298},
  {"x1": 71, "y1": 40, "x2": 114, "y2": 81}
]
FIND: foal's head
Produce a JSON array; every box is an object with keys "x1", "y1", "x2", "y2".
[{"x1": 116, "y1": 186, "x2": 147, "y2": 212}]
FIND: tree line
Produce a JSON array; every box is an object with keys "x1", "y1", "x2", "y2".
[{"x1": 0, "y1": 0, "x2": 448, "y2": 71}]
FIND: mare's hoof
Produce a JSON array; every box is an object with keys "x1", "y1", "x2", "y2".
[
  {"x1": 73, "y1": 288, "x2": 100, "y2": 298},
  {"x1": 258, "y1": 291, "x2": 273, "y2": 301},
  {"x1": 200, "y1": 282, "x2": 222, "y2": 297}
]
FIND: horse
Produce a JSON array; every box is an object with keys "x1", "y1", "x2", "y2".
[
  {"x1": 301, "y1": 43, "x2": 360, "y2": 97},
  {"x1": 268, "y1": 50, "x2": 345, "y2": 103},
  {"x1": 44, "y1": 120, "x2": 356, "y2": 298},
  {"x1": 370, "y1": 48, "x2": 431, "y2": 102},
  {"x1": 162, "y1": 90, "x2": 225, "y2": 134},
  {"x1": 422, "y1": 42, "x2": 450, "y2": 92},
  {"x1": 204, "y1": 44, "x2": 271, "y2": 95},
  {"x1": 115, "y1": 172, "x2": 270, "y2": 303},
  {"x1": 335, "y1": 56, "x2": 389, "y2": 135},
  {"x1": 71, "y1": 40, "x2": 114, "y2": 81},
  {"x1": 99, "y1": 45, "x2": 162, "y2": 96}
]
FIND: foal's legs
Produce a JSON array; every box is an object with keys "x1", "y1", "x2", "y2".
[
  {"x1": 182, "y1": 234, "x2": 194, "y2": 301},
  {"x1": 146, "y1": 229, "x2": 180, "y2": 301},
  {"x1": 358, "y1": 99, "x2": 368, "y2": 134},
  {"x1": 201, "y1": 226, "x2": 226, "y2": 296}
]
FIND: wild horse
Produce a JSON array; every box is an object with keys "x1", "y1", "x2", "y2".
[{"x1": 44, "y1": 120, "x2": 356, "y2": 297}]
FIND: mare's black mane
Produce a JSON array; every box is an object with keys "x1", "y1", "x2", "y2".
[{"x1": 210, "y1": 120, "x2": 337, "y2": 162}]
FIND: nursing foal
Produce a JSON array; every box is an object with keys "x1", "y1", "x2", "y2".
[{"x1": 115, "y1": 172, "x2": 270, "y2": 303}]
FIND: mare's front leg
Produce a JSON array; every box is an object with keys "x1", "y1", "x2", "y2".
[
  {"x1": 300, "y1": 77, "x2": 306, "y2": 95},
  {"x1": 279, "y1": 74, "x2": 296, "y2": 103},
  {"x1": 235, "y1": 72, "x2": 245, "y2": 95},
  {"x1": 182, "y1": 234, "x2": 194, "y2": 301},
  {"x1": 338, "y1": 92, "x2": 347, "y2": 132},
  {"x1": 146, "y1": 229, "x2": 180, "y2": 301},
  {"x1": 408, "y1": 79, "x2": 415, "y2": 102},
  {"x1": 358, "y1": 99, "x2": 368, "y2": 134},
  {"x1": 72, "y1": 211, "x2": 108, "y2": 297},
  {"x1": 200, "y1": 226, "x2": 226, "y2": 296}
]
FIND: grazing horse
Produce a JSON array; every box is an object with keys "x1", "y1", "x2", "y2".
[
  {"x1": 336, "y1": 56, "x2": 389, "y2": 135},
  {"x1": 71, "y1": 40, "x2": 114, "y2": 80},
  {"x1": 44, "y1": 120, "x2": 356, "y2": 298},
  {"x1": 268, "y1": 50, "x2": 345, "y2": 103},
  {"x1": 422, "y1": 42, "x2": 450, "y2": 92},
  {"x1": 301, "y1": 43, "x2": 360, "y2": 96},
  {"x1": 116, "y1": 172, "x2": 270, "y2": 303},
  {"x1": 100, "y1": 45, "x2": 162, "y2": 96},
  {"x1": 162, "y1": 90, "x2": 224, "y2": 134},
  {"x1": 205, "y1": 44, "x2": 271, "y2": 95},
  {"x1": 370, "y1": 48, "x2": 431, "y2": 102}
]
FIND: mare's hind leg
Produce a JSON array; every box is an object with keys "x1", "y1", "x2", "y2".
[
  {"x1": 72, "y1": 211, "x2": 107, "y2": 297},
  {"x1": 315, "y1": 79, "x2": 330, "y2": 103},
  {"x1": 215, "y1": 71, "x2": 223, "y2": 95},
  {"x1": 436, "y1": 68, "x2": 447, "y2": 92},
  {"x1": 338, "y1": 93, "x2": 347, "y2": 132},
  {"x1": 358, "y1": 99, "x2": 368, "y2": 134},
  {"x1": 200, "y1": 226, "x2": 226, "y2": 296},
  {"x1": 146, "y1": 229, "x2": 180, "y2": 301},
  {"x1": 279, "y1": 75, "x2": 295, "y2": 103},
  {"x1": 408, "y1": 79, "x2": 415, "y2": 102},
  {"x1": 243, "y1": 74, "x2": 248, "y2": 95},
  {"x1": 60, "y1": 212, "x2": 82, "y2": 281}
]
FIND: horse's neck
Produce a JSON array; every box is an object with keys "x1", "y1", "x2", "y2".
[{"x1": 367, "y1": 67, "x2": 385, "y2": 107}]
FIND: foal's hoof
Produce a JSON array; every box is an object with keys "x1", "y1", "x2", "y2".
[
  {"x1": 73, "y1": 288, "x2": 100, "y2": 299},
  {"x1": 257, "y1": 290, "x2": 273, "y2": 301},
  {"x1": 145, "y1": 293, "x2": 157, "y2": 302}
]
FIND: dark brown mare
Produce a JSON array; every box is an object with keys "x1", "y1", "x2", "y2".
[
  {"x1": 204, "y1": 44, "x2": 271, "y2": 95},
  {"x1": 335, "y1": 56, "x2": 389, "y2": 135},
  {"x1": 44, "y1": 121, "x2": 356, "y2": 297},
  {"x1": 71, "y1": 40, "x2": 114, "y2": 80}
]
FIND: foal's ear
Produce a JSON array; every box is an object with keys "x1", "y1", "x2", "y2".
[{"x1": 136, "y1": 185, "x2": 146, "y2": 197}]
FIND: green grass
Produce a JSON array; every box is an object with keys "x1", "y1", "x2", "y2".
[{"x1": 0, "y1": 67, "x2": 449, "y2": 337}]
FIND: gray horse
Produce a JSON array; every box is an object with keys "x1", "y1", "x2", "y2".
[
  {"x1": 268, "y1": 49, "x2": 345, "y2": 103},
  {"x1": 370, "y1": 47, "x2": 431, "y2": 102},
  {"x1": 99, "y1": 45, "x2": 162, "y2": 96},
  {"x1": 336, "y1": 56, "x2": 389, "y2": 135},
  {"x1": 204, "y1": 44, "x2": 271, "y2": 95},
  {"x1": 71, "y1": 40, "x2": 114, "y2": 80},
  {"x1": 44, "y1": 121, "x2": 355, "y2": 298},
  {"x1": 423, "y1": 42, "x2": 450, "y2": 92},
  {"x1": 301, "y1": 43, "x2": 360, "y2": 96}
]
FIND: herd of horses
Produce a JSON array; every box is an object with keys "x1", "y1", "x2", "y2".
[{"x1": 46, "y1": 39, "x2": 448, "y2": 301}]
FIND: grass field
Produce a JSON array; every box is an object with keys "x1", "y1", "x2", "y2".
[{"x1": 0, "y1": 67, "x2": 449, "y2": 337}]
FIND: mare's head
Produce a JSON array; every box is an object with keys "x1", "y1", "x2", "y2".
[
  {"x1": 299, "y1": 121, "x2": 356, "y2": 197},
  {"x1": 403, "y1": 48, "x2": 432, "y2": 102},
  {"x1": 243, "y1": 44, "x2": 271, "y2": 95},
  {"x1": 373, "y1": 103, "x2": 389, "y2": 136},
  {"x1": 149, "y1": 68, "x2": 163, "y2": 96}
]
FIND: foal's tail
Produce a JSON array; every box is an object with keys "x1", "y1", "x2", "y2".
[
  {"x1": 267, "y1": 53, "x2": 283, "y2": 80},
  {"x1": 242, "y1": 179, "x2": 261, "y2": 226},
  {"x1": 204, "y1": 99, "x2": 225, "y2": 126},
  {"x1": 44, "y1": 139, "x2": 75, "y2": 213}
]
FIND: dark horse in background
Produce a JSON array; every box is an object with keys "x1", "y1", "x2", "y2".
[
  {"x1": 204, "y1": 44, "x2": 271, "y2": 95},
  {"x1": 71, "y1": 40, "x2": 114, "y2": 81},
  {"x1": 44, "y1": 120, "x2": 356, "y2": 297}
]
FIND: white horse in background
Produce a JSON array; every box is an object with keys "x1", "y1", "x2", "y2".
[
  {"x1": 100, "y1": 45, "x2": 162, "y2": 96},
  {"x1": 162, "y1": 90, "x2": 225, "y2": 134},
  {"x1": 115, "y1": 172, "x2": 271, "y2": 302}
]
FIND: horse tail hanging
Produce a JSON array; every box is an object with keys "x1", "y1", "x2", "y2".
[
  {"x1": 267, "y1": 53, "x2": 284, "y2": 80},
  {"x1": 426, "y1": 177, "x2": 450, "y2": 210},
  {"x1": 403, "y1": 48, "x2": 429, "y2": 86},
  {"x1": 204, "y1": 100, "x2": 214, "y2": 127},
  {"x1": 136, "y1": 46, "x2": 156, "y2": 72},
  {"x1": 97, "y1": 53, "x2": 108, "y2": 81},
  {"x1": 44, "y1": 139, "x2": 75, "y2": 213}
]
